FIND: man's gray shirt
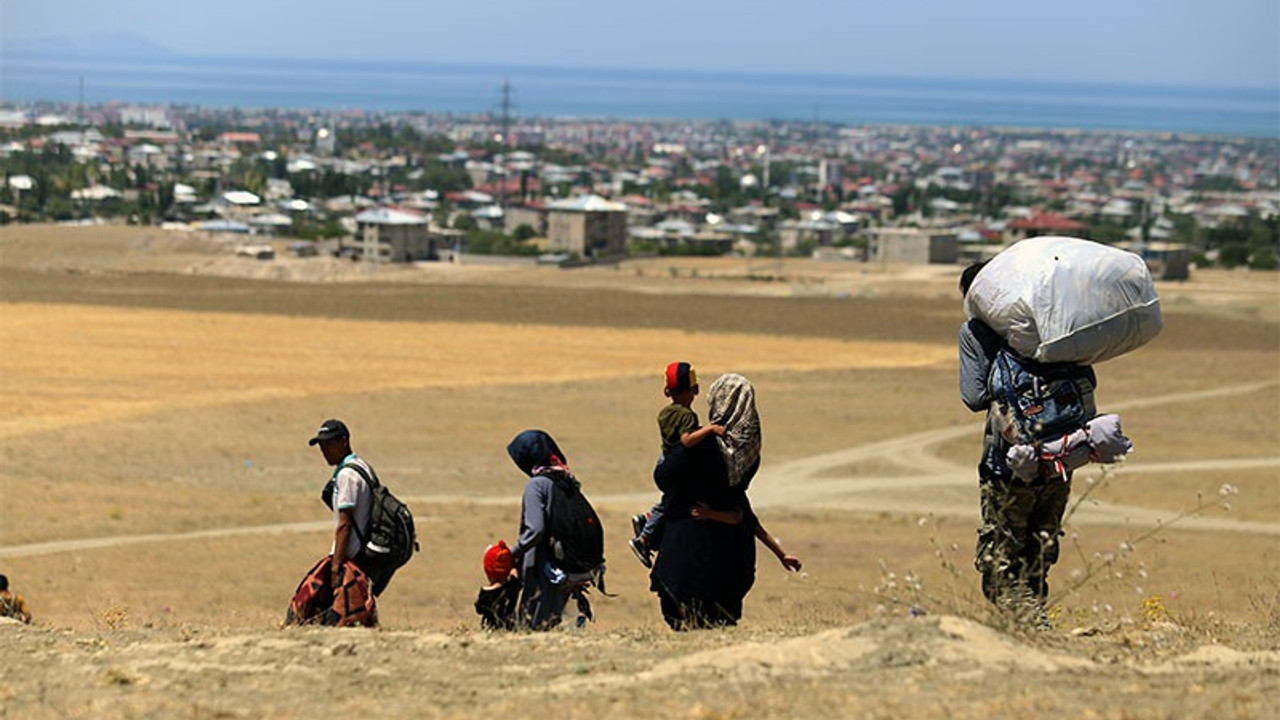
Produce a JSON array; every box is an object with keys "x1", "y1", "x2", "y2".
[{"x1": 959, "y1": 319, "x2": 1004, "y2": 412}]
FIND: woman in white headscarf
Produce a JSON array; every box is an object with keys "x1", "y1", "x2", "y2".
[
  {"x1": 707, "y1": 373, "x2": 762, "y2": 489},
  {"x1": 650, "y1": 373, "x2": 774, "y2": 629}
]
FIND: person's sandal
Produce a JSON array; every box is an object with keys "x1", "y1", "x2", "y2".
[
  {"x1": 630, "y1": 513, "x2": 647, "y2": 538},
  {"x1": 628, "y1": 537, "x2": 652, "y2": 568}
]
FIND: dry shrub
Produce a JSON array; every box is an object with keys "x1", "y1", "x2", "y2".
[
  {"x1": 871, "y1": 466, "x2": 1269, "y2": 647},
  {"x1": 93, "y1": 602, "x2": 130, "y2": 630}
]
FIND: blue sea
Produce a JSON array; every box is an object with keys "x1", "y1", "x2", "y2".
[{"x1": 4, "y1": 51, "x2": 1277, "y2": 137}]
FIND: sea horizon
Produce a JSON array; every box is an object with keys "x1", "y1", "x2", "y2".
[{"x1": 3, "y1": 49, "x2": 1277, "y2": 137}]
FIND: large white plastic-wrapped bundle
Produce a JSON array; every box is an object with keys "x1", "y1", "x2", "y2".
[{"x1": 964, "y1": 236, "x2": 1163, "y2": 364}]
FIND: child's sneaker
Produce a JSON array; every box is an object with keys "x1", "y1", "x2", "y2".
[
  {"x1": 630, "y1": 513, "x2": 647, "y2": 539},
  {"x1": 628, "y1": 537, "x2": 652, "y2": 568}
]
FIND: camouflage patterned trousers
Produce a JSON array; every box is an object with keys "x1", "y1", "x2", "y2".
[{"x1": 975, "y1": 473, "x2": 1071, "y2": 620}]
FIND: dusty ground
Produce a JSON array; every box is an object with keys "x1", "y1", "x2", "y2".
[{"x1": 0, "y1": 224, "x2": 1277, "y2": 719}]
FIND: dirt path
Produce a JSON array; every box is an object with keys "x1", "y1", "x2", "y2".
[
  {"x1": 4, "y1": 381, "x2": 1276, "y2": 560},
  {"x1": 0, "y1": 521, "x2": 334, "y2": 559},
  {"x1": 746, "y1": 379, "x2": 1279, "y2": 532}
]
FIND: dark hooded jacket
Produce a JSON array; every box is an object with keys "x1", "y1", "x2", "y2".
[
  {"x1": 506, "y1": 429, "x2": 571, "y2": 574},
  {"x1": 507, "y1": 429, "x2": 566, "y2": 476}
]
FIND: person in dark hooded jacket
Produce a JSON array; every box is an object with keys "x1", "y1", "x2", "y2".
[{"x1": 506, "y1": 429, "x2": 603, "y2": 630}]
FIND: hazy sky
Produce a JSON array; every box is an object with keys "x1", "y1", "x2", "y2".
[{"x1": 5, "y1": 0, "x2": 1278, "y2": 89}]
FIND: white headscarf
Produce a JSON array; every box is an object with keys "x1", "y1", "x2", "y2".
[{"x1": 707, "y1": 373, "x2": 761, "y2": 487}]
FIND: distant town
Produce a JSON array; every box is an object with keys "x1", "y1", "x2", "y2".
[{"x1": 1, "y1": 100, "x2": 1276, "y2": 276}]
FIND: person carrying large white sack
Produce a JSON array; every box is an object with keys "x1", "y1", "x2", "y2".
[{"x1": 957, "y1": 236, "x2": 1162, "y2": 627}]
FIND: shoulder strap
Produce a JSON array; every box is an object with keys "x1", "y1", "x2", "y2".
[
  {"x1": 546, "y1": 473, "x2": 577, "y2": 497},
  {"x1": 337, "y1": 461, "x2": 379, "y2": 546},
  {"x1": 341, "y1": 460, "x2": 380, "y2": 489},
  {"x1": 541, "y1": 469, "x2": 583, "y2": 498},
  {"x1": 969, "y1": 319, "x2": 1005, "y2": 358},
  {"x1": 993, "y1": 350, "x2": 1020, "y2": 410}
]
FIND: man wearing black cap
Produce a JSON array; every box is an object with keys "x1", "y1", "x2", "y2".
[{"x1": 308, "y1": 419, "x2": 378, "y2": 593}]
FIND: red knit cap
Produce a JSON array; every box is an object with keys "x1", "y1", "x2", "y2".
[
  {"x1": 483, "y1": 540, "x2": 513, "y2": 583},
  {"x1": 664, "y1": 362, "x2": 697, "y2": 393}
]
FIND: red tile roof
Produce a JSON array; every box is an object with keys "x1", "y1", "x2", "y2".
[
  {"x1": 475, "y1": 177, "x2": 541, "y2": 196},
  {"x1": 1008, "y1": 212, "x2": 1085, "y2": 231}
]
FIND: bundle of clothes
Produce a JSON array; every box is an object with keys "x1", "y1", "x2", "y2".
[
  {"x1": 1006, "y1": 413, "x2": 1132, "y2": 483},
  {"x1": 284, "y1": 557, "x2": 378, "y2": 628},
  {"x1": 965, "y1": 235, "x2": 1163, "y2": 365}
]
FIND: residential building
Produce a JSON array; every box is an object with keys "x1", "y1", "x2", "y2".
[
  {"x1": 119, "y1": 106, "x2": 171, "y2": 128},
  {"x1": 544, "y1": 195, "x2": 628, "y2": 258},
  {"x1": 1121, "y1": 241, "x2": 1191, "y2": 281},
  {"x1": 504, "y1": 203, "x2": 548, "y2": 236},
  {"x1": 353, "y1": 207, "x2": 436, "y2": 262},
  {"x1": 868, "y1": 227, "x2": 959, "y2": 264}
]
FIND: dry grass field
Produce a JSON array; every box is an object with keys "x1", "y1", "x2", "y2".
[{"x1": 0, "y1": 224, "x2": 1277, "y2": 719}]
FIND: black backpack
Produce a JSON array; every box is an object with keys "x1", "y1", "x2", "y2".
[
  {"x1": 342, "y1": 462, "x2": 419, "y2": 578},
  {"x1": 988, "y1": 348, "x2": 1091, "y2": 445},
  {"x1": 546, "y1": 475, "x2": 605, "y2": 574}
]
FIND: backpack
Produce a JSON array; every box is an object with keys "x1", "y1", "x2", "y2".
[
  {"x1": 342, "y1": 462, "x2": 419, "y2": 579},
  {"x1": 546, "y1": 475, "x2": 605, "y2": 574},
  {"x1": 988, "y1": 348, "x2": 1091, "y2": 446}
]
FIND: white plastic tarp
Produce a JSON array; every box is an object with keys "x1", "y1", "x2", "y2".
[{"x1": 964, "y1": 236, "x2": 1163, "y2": 364}]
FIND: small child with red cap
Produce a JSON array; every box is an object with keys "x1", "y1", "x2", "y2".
[
  {"x1": 629, "y1": 361, "x2": 726, "y2": 568},
  {"x1": 474, "y1": 540, "x2": 522, "y2": 630}
]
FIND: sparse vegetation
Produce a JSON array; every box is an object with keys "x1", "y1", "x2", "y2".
[{"x1": 0, "y1": 235, "x2": 1275, "y2": 719}]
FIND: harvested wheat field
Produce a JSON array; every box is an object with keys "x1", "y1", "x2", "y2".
[{"x1": 1, "y1": 224, "x2": 1277, "y2": 719}]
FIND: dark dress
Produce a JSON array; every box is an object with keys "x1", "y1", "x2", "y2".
[{"x1": 649, "y1": 441, "x2": 758, "y2": 629}]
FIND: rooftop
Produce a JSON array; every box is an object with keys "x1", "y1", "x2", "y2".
[
  {"x1": 1007, "y1": 212, "x2": 1086, "y2": 231},
  {"x1": 354, "y1": 207, "x2": 428, "y2": 225},
  {"x1": 545, "y1": 194, "x2": 628, "y2": 213}
]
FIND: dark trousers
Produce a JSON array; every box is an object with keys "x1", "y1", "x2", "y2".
[
  {"x1": 355, "y1": 553, "x2": 394, "y2": 597},
  {"x1": 975, "y1": 471, "x2": 1071, "y2": 608}
]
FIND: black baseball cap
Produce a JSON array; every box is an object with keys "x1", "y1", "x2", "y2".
[{"x1": 308, "y1": 418, "x2": 349, "y2": 446}]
